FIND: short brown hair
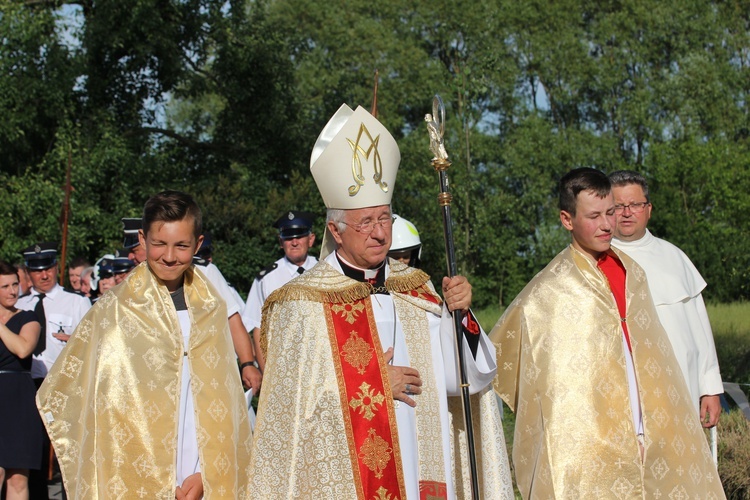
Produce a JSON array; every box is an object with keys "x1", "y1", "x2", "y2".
[
  {"x1": 608, "y1": 170, "x2": 650, "y2": 202},
  {"x1": 69, "y1": 256, "x2": 90, "y2": 269},
  {"x1": 0, "y1": 260, "x2": 19, "y2": 278},
  {"x1": 142, "y1": 190, "x2": 203, "y2": 238},
  {"x1": 559, "y1": 168, "x2": 611, "y2": 215}
]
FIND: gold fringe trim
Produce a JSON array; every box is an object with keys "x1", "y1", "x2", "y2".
[
  {"x1": 385, "y1": 268, "x2": 431, "y2": 294},
  {"x1": 265, "y1": 281, "x2": 372, "y2": 306},
  {"x1": 260, "y1": 328, "x2": 268, "y2": 362},
  {"x1": 259, "y1": 279, "x2": 372, "y2": 357},
  {"x1": 259, "y1": 261, "x2": 437, "y2": 358}
]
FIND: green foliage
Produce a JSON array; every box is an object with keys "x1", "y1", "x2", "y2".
[
  {"x1": 474, "y1": 305, "x2": 506, "y2": 334},
  {"x1": 708, "y1": 302, "x2": 750, "y2": 386},
  {"x1": 0, "y1": 0, "x2": 748, "y2": 306},
  {"x1": 648, "y1": 139, "x2": 750, "y2": 302},
  {"x1": 0, "y1": 2, "x2": 74, "y2": 176},
  {"x1": 0, "y1": 171, "x2": 64, "y2": 262}
]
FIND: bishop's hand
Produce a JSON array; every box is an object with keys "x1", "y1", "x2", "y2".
[
  {"x1": 442, "y1": 275, "x2": 472, "y2": 313},
  {"x1": 384, "y1": 347, "x2": 422, "y2": 408}
]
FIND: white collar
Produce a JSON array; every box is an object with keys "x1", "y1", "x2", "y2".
[
  {"x1": 282, "y1": 255, "x2": 312, "y2": 273},
  {"x1": 33, "y1": 282, "x2": 61, "y2": 299},
  {"x1": 613, "y1": 229, "x2": 654, "y2": 249}
]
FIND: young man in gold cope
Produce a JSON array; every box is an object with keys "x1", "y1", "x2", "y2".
[
  {"x1": 490, "y1": 168, "x2": 724, "y2": 498},
  {"x1": 37, "y1": 191, "x2": 252, "y2": 499},
  {"x1": 250, "y1": 104, "x2": 513, "y2": 499}
]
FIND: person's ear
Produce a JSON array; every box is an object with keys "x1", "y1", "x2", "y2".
[
  {"x1": 560, "y1": 210, "x2": 574, "y2": 231},
  {"x1": 328, "y1": 221, "x2": 344, "y2": 246},
  {"x1": 194, "y1": 234, "x2": 204, "y2": 254}
]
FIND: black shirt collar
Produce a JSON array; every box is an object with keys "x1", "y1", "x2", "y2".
[{"x1": 336, "y1": 254, "x2": 388, "y2": 294}]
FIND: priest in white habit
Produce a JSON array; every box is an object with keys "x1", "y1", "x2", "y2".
[
  {"x1": 249, "y1": 104, "x2": 513, "y2": 499},
  {"x1": 609, "y1": 170, "x2": 723, "y2": 427}
]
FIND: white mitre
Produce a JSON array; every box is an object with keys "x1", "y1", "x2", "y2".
[{"x1": 310, "y1": 104, "x2": 400, "y2": 258}]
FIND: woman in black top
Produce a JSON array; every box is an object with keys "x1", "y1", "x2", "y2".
[{"x1": 0, "y1": 260, "x2": 42, "y2": 499}]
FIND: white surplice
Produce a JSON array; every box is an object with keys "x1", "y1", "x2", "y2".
[{"x1": 613, "y1": 230, "x2": 723, "y2": 407}]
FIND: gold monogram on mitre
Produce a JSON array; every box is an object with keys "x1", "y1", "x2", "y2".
[
  {"x1": 310, "y1": 104, "x2": 399, "y2": 212},
  {"x1": 347, "y1": 124, "x2": 389, "y2": 197}
]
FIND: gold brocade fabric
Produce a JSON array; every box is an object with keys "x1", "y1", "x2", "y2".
[
  {"x1": 252, "y1": 259, "x2": 512, "y2": 499},
  {"x1": 490, "y1": 246, "x2": 725, "y2": 499},
  {"x1": 392, "y1": 287, "x2": 447, "y2": 490},
  {"x1": 448, "y1": 388, "x2": 515, "y2": 499},
  {"x1": 36, "y1": 263, "x2": 252, "y2": 499}
]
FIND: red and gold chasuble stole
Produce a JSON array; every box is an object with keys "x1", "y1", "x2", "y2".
[
  {"x1": 326, "y1": 298, "x2": 406, "y2": 500},
  {"x1": 419, "y1": 481, "x2": 448, "y2": 499},
  {"x1": 403, "y1": 283, "x2": 441, "y2": 306}
]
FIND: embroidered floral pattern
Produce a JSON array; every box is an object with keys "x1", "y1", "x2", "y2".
[
  {"x1": 341, "y1": 331, "x2": 373, "y2": 375},
  {"x1": 373, "y1": 486, "x2": 394, "y2": 500},
  {"x1": 359, "y1": 429, "x2": 392, "y2": 479}
]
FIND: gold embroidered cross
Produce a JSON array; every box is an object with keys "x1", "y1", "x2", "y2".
[
  {"x1": 349, "y1": 382, "x2": 385, "y2": 420},
  {"x1": 332, "y1": 301, "x2": 365, "y2": 324}
]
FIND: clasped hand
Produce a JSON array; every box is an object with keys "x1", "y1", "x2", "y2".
[
  {"x1": 175, "y1": 472, "x2": 203, "y2": 499},
  {"x1": 241, "y1": 365, "x2": 262, "y2": 395}
]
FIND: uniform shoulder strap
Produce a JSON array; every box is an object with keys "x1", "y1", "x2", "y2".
[{"x1": 255, "y1": 262, "x2": 278, "y2": 281}]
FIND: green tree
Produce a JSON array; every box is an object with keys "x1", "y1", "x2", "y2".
[
  {"x1": 1, "y1": 0, "x2": 748, "y2": 306},
  {"x1": 0, "y1": 1, "x2": 74, "y2": 177}
]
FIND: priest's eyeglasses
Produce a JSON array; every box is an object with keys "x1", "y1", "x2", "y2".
[
  {"x1": 614, "y1": 202, "x2": 650, "y2": 214},
  {"x1": 342, "y1": 216, "x2": 396, "y2": 234}
]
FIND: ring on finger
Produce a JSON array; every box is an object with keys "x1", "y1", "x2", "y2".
[{"x1": 405, "y1": 383, "x2": 411, "y2": 394}]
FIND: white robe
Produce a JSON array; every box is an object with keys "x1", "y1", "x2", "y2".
[
  {"x1": 176, "y1": 310, "x2": 201, "y2": 485},
  {"x1": 613, "y1": 230, "x2": 723, "y2": 407},
  {"x1": 199, "y1": 262, "x2": 244, "y2": 318},
  {"x1": 242, "y1": 255, "x2": 318, "y2": 331}
]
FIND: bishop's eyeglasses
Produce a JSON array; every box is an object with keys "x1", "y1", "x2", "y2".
[
  {"x1": 614, "y1": 202, "x2": 650, "y2": 214},
  {"x1": 341, "y1": 216, "x2": 396, "y2": 234}
]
